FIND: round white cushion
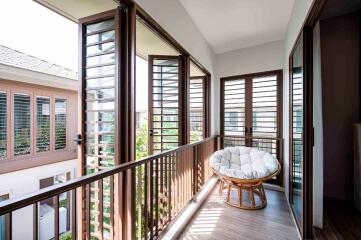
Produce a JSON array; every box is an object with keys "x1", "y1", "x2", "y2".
[{"x1": 210, "y1": 146, "x2": 279, "y2": 179}]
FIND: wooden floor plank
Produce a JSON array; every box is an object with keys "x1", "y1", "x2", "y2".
[
  {"x1": 179, "y1": 186, "x2": 300, "y2": 240},
  {"x1": 314, "y1": 197, "x2": 361, "y2": 240}
]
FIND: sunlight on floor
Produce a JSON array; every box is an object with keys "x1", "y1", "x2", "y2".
[{"x1": 181, "y1": 207, "x2": 223, "y2": 239}]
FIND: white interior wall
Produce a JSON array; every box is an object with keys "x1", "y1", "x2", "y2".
[
  {"x1": 135, "y1": 0, "x2": 218, "y2": 134},
  {"x1": 312, "y1": 21, "x2": 323, "y2": 229},
  {"x1": 215, "y1": 40, "x2": 285, "y2": 78}
]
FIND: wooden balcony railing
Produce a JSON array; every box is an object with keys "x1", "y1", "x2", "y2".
[{"x1": 0, "y1": 136, "x2": 219, "y2": 240}]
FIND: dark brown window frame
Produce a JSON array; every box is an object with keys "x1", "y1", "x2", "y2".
[
  {"x1": 136, "y1": 5, "x2": 212, "y2": 144},
  {"x1": 220, "y1": 69, "x2": 283, "y2": 186},
  {"x1": 78, "y1": 4, "x2": 212, "y2": 239},
  {"x1": 189, "y1": 75, "x2": 208, "y2": 142}
]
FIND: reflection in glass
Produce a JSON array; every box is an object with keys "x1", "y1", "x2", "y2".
[{"x1": 291, "y1": 36, "x2": 303, "y2": 227}]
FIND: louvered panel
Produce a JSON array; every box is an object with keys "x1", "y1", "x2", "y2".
[
  {"x1": 223, "y1": 79, "x2": 245, "y2": 136},
  {"x1": 14, "y1": 93, "x2": 31, "y2": 156},
  {"x1": 0, "y1": 91, "x2": 6, "y2": 158},
  {"x1": 55, "y1": 98, "x2": 67, "y2": 150},
  {"x1": 36, "y1": 96, "x2": 50, "y2": 153},
  {"x1": 189, "y1": 78, "x2": 204, "y2": 143},
  {"x1": 83, "y1": 18, "x2": 116, "y2": 238},
  {"x1": 252, "y1": 75, "x2": 278, "y2": 137},
  {"x1": 150, "y1": 57, "x2": 180, "y2": 153},
  {"x1": 292, "y1": 70, "x2": 303, "y2": 186}
]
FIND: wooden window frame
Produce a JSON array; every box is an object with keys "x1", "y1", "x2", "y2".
[
  {"x1": 189, "y1": 75, "x2": 209, "y2": 141},
  {"x1": 54, "y1": 96, "x2": 69, "y2": 152},
  {"x1": 135, "y1": 6, "x2": 212, "y2": 145},
  {"x1": 78, "y1": 4, "x2": 212, "y2": 239},
  {"x1": 0, "y1": 80, "x2": 76, "y2": 174},
  {"x1": 35, "y1": 95, "x2": 52, "y2": 154},
  {"x1": 220, "y1": 69, "x2": 283, "y2": 186},
  {"x1": 0, "y1": 89, "x2": 10, "y2": 161}
]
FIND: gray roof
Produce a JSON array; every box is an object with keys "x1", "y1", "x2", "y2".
[{"x1": 0, "y1": 45, "x2": 78, "y2": 80}]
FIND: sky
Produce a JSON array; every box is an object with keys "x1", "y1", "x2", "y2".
[
  {"x1": 0, "y1": 0, "x2": 78, "y2": 71},
  {"x1": 0, "y1": 0, "x2": 148, "y2": 110}
]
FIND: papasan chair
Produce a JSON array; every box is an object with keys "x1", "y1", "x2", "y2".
[{"x1": 211, "y1": 146, "x2": 281, "y2": 210}]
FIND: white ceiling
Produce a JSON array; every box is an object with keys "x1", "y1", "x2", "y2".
[
  {"x1": 179, "y1": 0, "x2": 295, "y2": 54},
  {"x1": 34, "y1": 0, "x2": 117, "y2": 22}
]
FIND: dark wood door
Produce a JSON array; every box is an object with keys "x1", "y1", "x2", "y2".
[{"x1": 148, "y1": 55, "x2": 182, "y2": 154}]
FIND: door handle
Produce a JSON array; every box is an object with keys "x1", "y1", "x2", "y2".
[
  {"x1": 73, "y1": 134, "x2": 83, "y2": 145},
  {"x1": 149, "y1": 129, "x2": 154, "y2": 136}
]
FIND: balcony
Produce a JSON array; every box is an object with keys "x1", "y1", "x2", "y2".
[{"x1": 0, "y1": 136, "x2": 298, "y2": 240}]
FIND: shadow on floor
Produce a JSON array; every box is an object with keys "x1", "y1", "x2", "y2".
[{"x1": 314, "y1": 197, "x2": 361, "y2": 240}]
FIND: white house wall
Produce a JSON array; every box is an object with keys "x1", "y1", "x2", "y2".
[{"x1": 0, "y1": 159, "x2": 77, "y2": 240}]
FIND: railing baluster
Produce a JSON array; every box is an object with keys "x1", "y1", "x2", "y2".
[
  {"x1": 167, "y1": 154, "x2": 172, "y2": 223},
  {"x1": 99, "y1": 179, "x2": 104, "y2": 240},
  {"x1": 0, "y1": 137, "x2": 217, "y2": 240},
  {"x1": 155, "y1": 158, "x2": 159, "y2": 236},
  {"x1": 54, "y1": 195, "x2": 59, "y2": 240},
  {"x1": 71, "y1": 189, "x2": 77, "y2": 240},
  {"x1": 136, "y1": 166, "x2": 142, "y2": 240},
  {"x1": 149, "y1": 161, "x2": 154, "y2": 238},
  {"x1": 109, "y1": 175, "x2": 114, "y2": 240},
  {"x1": 159, "y1": 156, "x2": 164, "y2": 230},
  {"x1": 33, "y1": 203, "x2": 38, "y2": 240},
  {"x1": 6, "y1": 212, "x2": 12, "y2": 240},
  {"x1": 144, "y1": 163, "x2": 148, "y2": 239},
  {"x1": 86, "y1": 184, "x2": 91, "y2": 240}
]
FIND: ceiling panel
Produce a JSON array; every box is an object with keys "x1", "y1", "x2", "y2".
[{"x1": 34, "y1": 0, "x2": 118, "y2": 22}]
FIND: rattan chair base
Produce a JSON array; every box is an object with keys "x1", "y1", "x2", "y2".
[
  {"x1": 219, "y1": 179, "x2": 267, "y2": 210},
  {"x1": 213, "y1": 165, "x2": 281, "y2": 210}
]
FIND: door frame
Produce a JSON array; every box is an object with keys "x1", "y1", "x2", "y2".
[
  {"x1": 287, "y1": 0, "x2": 327, "y2": 238},
  {"x1": 220, "y1": 69, "x2": 283, "y2": 186}
]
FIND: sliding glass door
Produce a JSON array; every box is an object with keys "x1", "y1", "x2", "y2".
[{"x1": 289, "y1": 35, "x2": 304, "y2": 230}]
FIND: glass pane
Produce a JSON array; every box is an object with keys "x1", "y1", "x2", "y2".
[
  {"x1": 86, "y1": 65, "x2": 115, "y2": 78},
  {"x1": 87, "y1": 88, "x2": 115, "y2": 101},
  {"x1": 36, "y1": 96, "x2": 50, "y2": 152},
  {"x1": 14, "y1": 93, "x2": 31, "y2": 156},
  {"x1": 86, "y1": 19, "x2": 114, "y2": 34},
  {"x1": 84, "y1": 18, "x2": 116, "y2": 239},
  {"x1": 86, "y1": 42, "x2": 115, "y2": 56},
  {"x1": 252, "y1": 75, "x2": 278, "y2": 138},
  {"x1": 86, "y1": 30, "x2": 115, "y2": 45},
  {"x1": 0, "y1": 92, "x2": 6, "y2": 158},
  {"x1": 223, "y1": 79, "x2": 245, "y2": 137},
  {"x1": 189, "y1": 78, "x2": 204, "y2": 143},
  {"x1": 151, "y1": 58, "x2": 179, "y2": 153},
  {"x1": 86, "y1": 53, "x2": 115, "y2": 67},
  {"x1": 55, "y1": 98, "x2": 67, "y2": 150},
  {"x1": 291, "y1": 36, "x2": 303, "y2": 227}
]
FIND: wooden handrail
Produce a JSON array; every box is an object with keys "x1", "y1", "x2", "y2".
[
  {"x1": 0, "y1": 135, "x2": 219, "y2": 216},
  {"x1": 220, "y1": 135, "x2": 282, "y2": 141}
]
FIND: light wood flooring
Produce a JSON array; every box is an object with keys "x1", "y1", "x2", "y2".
[{"x1": 179, "y1": 185, "x2": 300, "y2": 240}]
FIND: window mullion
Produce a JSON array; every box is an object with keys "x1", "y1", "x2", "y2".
[{"x1": 245, "y1": 76, "x2": 253, "y2": 145}]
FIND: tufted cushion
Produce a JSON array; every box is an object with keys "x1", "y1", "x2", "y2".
[{"x1": 210, "y1": 146, "x2": 279, "y2": 179}]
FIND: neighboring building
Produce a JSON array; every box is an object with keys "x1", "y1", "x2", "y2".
[{"x1": 0, "y1": 45, "x2": 78, "y2": 240}]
